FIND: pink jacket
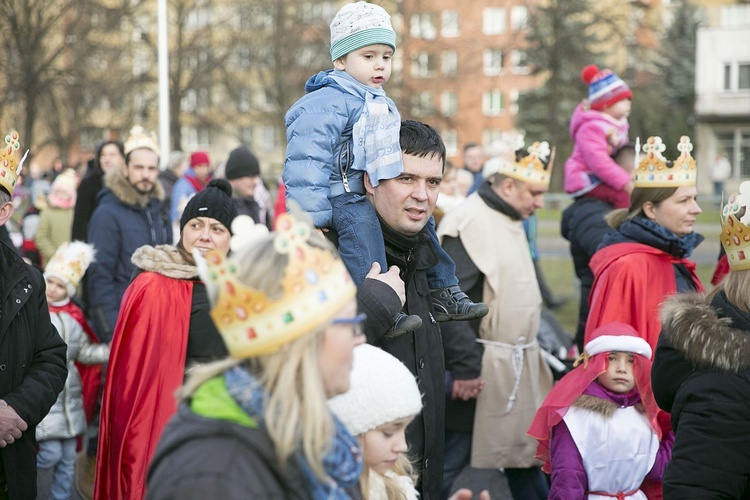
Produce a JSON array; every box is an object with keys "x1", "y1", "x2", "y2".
[{"x1": 564, "y1": 101, "x2": 631, "y2": 195}]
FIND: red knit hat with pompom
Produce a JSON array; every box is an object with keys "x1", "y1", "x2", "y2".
[{"x1": 581, "y1": 64, "x2": 632, "y2": 111}]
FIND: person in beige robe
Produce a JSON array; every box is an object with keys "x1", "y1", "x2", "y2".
[{"x1": 438, "y1": 141, "x2": 555, "y2": 499}]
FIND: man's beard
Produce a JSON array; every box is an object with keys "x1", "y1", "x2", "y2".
[{"x1": 133, "y1": 181, "x2": 154, "y2": 195}]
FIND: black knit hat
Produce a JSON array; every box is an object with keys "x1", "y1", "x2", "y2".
[
  {"x1": 224, "y1": 146, "x2": 260, "y2": 180},
  {"x1": 180, "y1": 179, "x2": 238, "y2": 234}
]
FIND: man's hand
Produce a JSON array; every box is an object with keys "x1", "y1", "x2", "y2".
[
  {"x1": 365, "y1": 262, "x2": 406, "y2": 307},
  {"x1": 449, "y1": 488, "x2": 490, "y2": 500},
  {"x1": 451, "y1": 377, "x2": 484, "y2": 401},
  {"x1": 0, "y1": 399, "x2": 27, "y2": 448}
]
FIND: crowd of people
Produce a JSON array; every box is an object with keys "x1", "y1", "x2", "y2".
[{"x1": 1, "y1": 2, "x2": 747, "y2": 500}]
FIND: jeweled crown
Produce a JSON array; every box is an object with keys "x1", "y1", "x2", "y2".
[
  {"x1": 124, "y1": 125, "x2": 160, "y2": 157},
  {"x1": 197, "y1": 213, "x2": 356, "y2": 359},
  {"x1": 498, "y1": 140, "x2": 555, "y2": 186},
  {"x1": 634, "y1": 136, "x2": 696, "y2": 188},
  {"x1": 0, "y1": 131, "x2": 29, "y2": 196},
  {"x1": 721, "y1": 181, "x2": 750, "y2": 271}
]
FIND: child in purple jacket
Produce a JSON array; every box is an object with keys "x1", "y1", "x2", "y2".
[
  {"x1": 528, "y1": 322, "x2": 673, "y2": 500},
  {"x1": 564, "y1": 65, "x2": 634, "y2": 209}
]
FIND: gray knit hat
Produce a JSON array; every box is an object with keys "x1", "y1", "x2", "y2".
[
  {"x1": 330, "y1": 2, "x2": 396, "y2": 62},
  {"x1": 328, "y1": 344, "x2": 422, "y2": 436}
]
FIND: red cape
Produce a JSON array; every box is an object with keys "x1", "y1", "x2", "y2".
[
  {"x1": 49, "y1": 301, "x2": 100, "y2": 424},
  {"x1": 94, "y1": 272, "x2": 192, "y2": 500},
  {"x1": 585, "y1": 242, "x2": 703, "y2": 354}
]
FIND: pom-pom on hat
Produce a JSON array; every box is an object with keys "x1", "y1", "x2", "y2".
[
  {"x1": 225, "y1": 146, "x2": 260, "y2": 180},
  {"x1": 179, "y1": 178, "x2": 238, "y2": 234},
  {"x1": 44, "y1": 241, "x2": 96, "y2": 298},
  {"x1": 328, "y1": 344, "x2": 423, "y2": 435},
  {"x1": 190, "y1": 151, "x2": 211, "y2": 167},
  {"x1": 581, "y1": 64, "x2": 632, "y2": 111},
  {"x1": 330, "y1": 1, "x2": 396, "y2": 62}
]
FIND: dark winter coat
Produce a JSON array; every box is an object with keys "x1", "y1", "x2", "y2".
[
  {"x1": 375, "y1": 218, "x2": 445, "y2": 500},
  {"x1": 652, "y1": 291, "x2": 750, "y2": 498},
  {"x1": 71, "y1": 169, "x2": 104, "y2": 242},
  {"x1": 87, "y1": 168, "x2": 171, "y2": 341},
  {"x1": 0, "y1": 240, "x2": 67, "y2": 499}
]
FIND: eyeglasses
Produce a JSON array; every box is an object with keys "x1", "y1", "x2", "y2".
[{"x1": 332, "y1": 313, "x2": 367, "y2": 338}]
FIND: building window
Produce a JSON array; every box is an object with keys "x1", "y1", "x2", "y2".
[
  {"x1": 411, "y1": 91, "x2": 434, "y2": 117},
  {"x1": 443, "y1": 129, "x2": 458, "y2": 157},
  {"x1": 482, "y1": 129, "x2": 505, "y2": 149},
  {"x1": 717, "y1": 130, "x2": 750, "y2": 178},
  {"x1": 740, "y1": 64, "x2": 750, "y2": 90},
  {"x1": 483, "y1": 49, "x2": 503, "y2": 76},
  {"x1": 723, "y1": 62, "x2": 750, "y2": 91},
  {"x1": 441, "y1": 91, "x2": 457, "y2": 117},
  {"x1": 724, "y1": 64, "x2": 732, "y2": 91},
  {"x1": 236, "y1": 47, "x2": 251, "y2": 69},
  {"x1": 411, "y1": 52, "x2": 436, "y2": 78},
  {"x1": 410, "y1": 13, "x2": 437, "y2": 40},
  {"x1": 182, "y1": 127, "x2": 210, "y2": 150},
  {"x1": 441, "y1": 11, "x2": 459, "y2": 37},
  {"x1": 510, "y1": 50, "x2": 530, "y2": 74},
  {"x1": 441, "y1": 50, "x2": 458, "y2": 76},
  {"x1": 300, "y1": 2, "x2": 336, "y2": 23},
  {"x1": 238, "y1": 88, "x2": 251, "y2": 112},
  {"x1": 483, "y1": 90, "x2": 504, "y2": 116},
  {"x1": 509, "y1": 89, "x2": 519, "y2": 115},
  {"x1": 186, "y1": 8, "x2": 211, "y2": 30},
  {"x1": 483, "y1": 8, "x2": 506, "y2": 35},
  {"x1": 238, "y1": 127, "x2": 253, "y2": 146},
  {"x1": 259, "y1": 125, "x2": 277, "y2": 152},
  {"x1": 510, "y1": 6, "x2": 527, "y2": 32}
]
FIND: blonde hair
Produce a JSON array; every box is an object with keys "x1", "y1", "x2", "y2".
[
  {"x1": 708, "y1": 268, "x2": 750, "y2": 313},
  {"x1": 181, "y1": 228, "x2": 337, "y2": 481},
  {"x1": 357, "y1": 435, "x2": 417, "y2": 500},
  {"x1": 605, "y1": 186, "x2": 678, "y2": 228}
]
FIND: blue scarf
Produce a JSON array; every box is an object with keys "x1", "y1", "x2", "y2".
[
  {"x1": 620, "y1": 216, "x2": 703, "y2": 258},
  {"x1": 224, "y1": 365, "x2": 362, "y2": 499},
  {"x1": 328, "y1": 69, "x2": 402, "y2": 186}
]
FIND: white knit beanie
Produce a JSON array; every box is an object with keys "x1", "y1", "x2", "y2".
[
  {"x1": 328, "y1": 344, "x2": 422, "y2": 436},
  {"x1": 330, "y1": 1, "x2": 396, "y2": 62}
]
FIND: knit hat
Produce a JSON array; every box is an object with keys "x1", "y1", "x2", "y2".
[
  {"x1": 330, "y1": 2, "x2": 396, "y2": 62},
  {"x1": 190, "y1": 151, "x2": 211, "y2": 167},
  {"x1": 581, "y1": 64, "x2": 632, "y2": 111},
  {"x1": 47, "y1": 170, "x2": 78, "y2": 209},
  {"x1": 328, "y1": 344, "x2": 422, "y2": 436},
  {"x1": 179, "y1": 178, "x2": 238, "y2": 234},
  {"x1": 44, "y1": 241, "x2": 96, "y2": 298},
  {"x1": 225, "y1": 146, "x2": 261, "y2": 180}
]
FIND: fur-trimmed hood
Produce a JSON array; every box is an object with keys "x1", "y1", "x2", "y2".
[
  {"x1": 104, "y1": 165, "x2": 165, "y2": 208},
  {"x1": 572, "y1": 394, "x2": 644, "y2": 418},
  {"x1": 131, "y1": 245, "x2": 198, "y2": 280},
  {"x1": 661, "y1": 293, "x2": 750, "y2": 373}
]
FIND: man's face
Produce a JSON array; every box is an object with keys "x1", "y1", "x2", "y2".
[
  {"x1": 463, "y1": 146, "x2": 485, "y2": 173},
  {"x1": 501, "y1": 178, "x2": 547, "y2": 220},
  {"x1": 230, "y1": 176, "x2": 258, "y2": 198},
  {"x1": 124, "y1": 148, "x2": 159, "y2": 195},
  {"x1": 367, "y1": 153, "x2": 443, "y2": 236}
]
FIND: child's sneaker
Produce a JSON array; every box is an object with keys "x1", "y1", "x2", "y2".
[
  {"x1": 430, "y1": 286, "x2": 489, "y2": 322},
  {"x1": 384, "y1": 312, "x2": 422, "y2": 339}
]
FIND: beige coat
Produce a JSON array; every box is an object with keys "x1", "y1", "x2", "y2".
[{"x1": 439, "y1": 193, "x2": 553, "y2": 468}]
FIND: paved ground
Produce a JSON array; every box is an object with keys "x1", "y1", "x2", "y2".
[{"x1": 449, "y1": 466, "x2": 513, "y2": 499}]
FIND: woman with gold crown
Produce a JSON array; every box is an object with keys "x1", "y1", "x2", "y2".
[
  {"x1": 146, "y1": 210, "x2": 368, "y2": 498},
  {"x1": 651, "y1": 181, "x2": 750, "y2": 497}
]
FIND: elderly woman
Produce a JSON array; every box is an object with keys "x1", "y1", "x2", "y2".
[
  {"x1": 652, "y1": 182, "x2": 750, "y2": 497},
  {"x1": 146, "y1": 211, "x2": 366, "y2": 498},
  {"x1": 584, "y1": 136, "x2": 704, "y2": 352},
  {"x1": 94, "y1": 179, "x2": 238, "y2": 500}
]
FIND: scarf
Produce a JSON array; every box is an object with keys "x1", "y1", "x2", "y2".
[
  {"x1": 328, "y1": 70, "x2": 402, "y2": 186},
  {"x1": 608, "y1": 216, "x2": 703, "y2": 258},
  {"x1": 224, "y1": 366, "x2": 362, "y2": 499}
]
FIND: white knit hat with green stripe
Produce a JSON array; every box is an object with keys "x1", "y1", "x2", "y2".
[{"x1": 330, "y1": 1, "x2": 396, "y2": 62}]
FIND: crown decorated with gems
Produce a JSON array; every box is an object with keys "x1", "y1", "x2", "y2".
[
  {"x1": 634, "y1": 136, "x2": 696, "y2": 188},
  {"x1": 124, "y1": 125, "x2": 160, "y2": 157},
  {"x1": 720, "y1": 181, "x2": 750, "y2": 271},
  {"x1": 0, "y1": 131, "x2": 29, "y2": 196},
  {"x1": 197, "y1": 213, "x2": 356, "y2": 359},
  {"x1": 498, "y1": 140, "x2": 555, "y2": 186}
]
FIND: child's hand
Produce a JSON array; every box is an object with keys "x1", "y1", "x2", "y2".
[
  {"x1": 449, "y1": 489, "x2": 490, "y2": 500},
  {"x1": 365, "y1": 262, "x2": 406, "y2": 306},
  {"x1": 452, "y1": 377, "x2": 484, "y2": 401}
]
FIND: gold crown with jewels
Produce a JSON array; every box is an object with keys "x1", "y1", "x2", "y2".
[
  {"x1": 721, "y1": 181, "x2": 750, "y2": 271},
  {"x1": 0, "y1": 131, "x2": 29, "y2": 196},
  {"x1": 634, "y1": 136, "x2": 697, "y2": 188},
  {"x1": 498, "y1": 139, "x2": 555, "y2": 186},
  {"x1": 196, "y1": 213, "x2": 356, "y2": 359}
]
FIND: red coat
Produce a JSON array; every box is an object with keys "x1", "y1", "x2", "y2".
[
  {"x1": 585, "y1": 242, "x2": 703, "y2": 356},
  {"x1": 94, "y1": 272, "x2": 192, "y2": 500}
]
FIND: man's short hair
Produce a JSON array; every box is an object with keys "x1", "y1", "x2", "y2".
[{"x1": 400, "y1": 120, "x2": 446, "y2": 171}]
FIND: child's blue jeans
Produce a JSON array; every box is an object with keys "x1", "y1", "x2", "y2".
[
  {"x1": 37, "y1": 437, "x2": 77, "y2": 500},
  {"x1": 331, "y1": 192, "x2": 456, "y2": 288}
]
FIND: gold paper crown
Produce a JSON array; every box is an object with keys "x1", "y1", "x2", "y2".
[
  {"x1": 44, "y1": 241, "x2": 96, "y2": 292},
  {"x1": 0, "y1": 131, "x2": 29, "y2": 196},
  {"x1": 198, "y1": 213, "x2": 356, "y2": 359},
  {"x1": 498, "y1": 140, "x2": 555, "y2": 186},
  {"x1": 720, "y1": 181, "x2": 750, "y2": 271},
  {"x1": 634, "y1": 136, "x2": 696, "y2": 188},
  {"x1": 124, "y1": 125, "x2": 160, "y2": 157}
]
